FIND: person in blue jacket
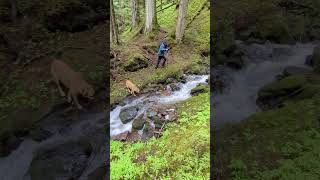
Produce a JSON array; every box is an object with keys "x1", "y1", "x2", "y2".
[{"x1": 155, "y1": 41, "x2": 169, "y2": 69}]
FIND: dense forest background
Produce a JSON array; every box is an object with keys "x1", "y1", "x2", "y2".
[{"x1": 0, "y1": 0, "x2": 107, "y2": 157}]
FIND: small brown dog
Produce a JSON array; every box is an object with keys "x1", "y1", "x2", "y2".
[
  {"x1": 125, "y1": 80, "x2": 140, "y2": 96},
  {"x1": 51, "y1": 59, "x2": 94, "y2": 109}
]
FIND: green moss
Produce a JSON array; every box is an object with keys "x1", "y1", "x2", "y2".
[
  {"x1": 215, "y1": 94, "x2": 320, "y2": 179},
  {"x1": 258, "y1": 75, "x2": 307, "y2": 98},
  {"x1": 191, "y1": 84, "x2": 209, "y2": 95},
  {"x1": 124, "y1": 53, "x2": 149, "y2": 72}
]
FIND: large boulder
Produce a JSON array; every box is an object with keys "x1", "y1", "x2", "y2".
[
  {"x1": 305, "y1": 55, "x2": 313, "y2": 66},
  {"x1": 191, "y1": 84, "x2": 209, "y2": 96},
  {"x1": 312, "y1": 45, "x2": 320, "y2": 73},
  {"x1": 124, "y1": 53, "x2": 149, "y2": 72},
  {"x1": 132, "y1": 114, "x2": 145, "y2": 130},
  {"x1": 29, "y1": 141, "x2": 92, "y2": 180},
  {"x1": 119, "y1": 106, "x2": 139, "y2": 124},
  {"x1": 257, "y1": 75, "x2": 307, "y2": 109}
]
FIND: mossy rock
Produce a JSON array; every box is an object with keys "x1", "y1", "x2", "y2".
[
  {"x1": 191, "y1": 84, "x2": 209, "y2": 96},
  {"x1": 132, "y1": 114, "x2": 145, "y2": 130},
  {"x1": 257, "y1": 75, "x2": 307, "y2": 109},
  {"x1": 123, "y1": 53, "x2": 149, "y2": 72}
]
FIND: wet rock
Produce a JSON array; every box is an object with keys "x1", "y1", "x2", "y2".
[
  {"x1": 29, "y1": 127, "x2": 53, "y2": 142},
  {"x1": 119, "y1": 106, "x2": 139, "y2": 124},
  {"x1": 282, "y1": 66, "x2": 312, "y2": 77},
  {"x1": 111, "y1": 131, "x2": 128, "y2": 141},
  {"x1": 169, "y1": 83, "x2": 181, "y2": 91},
  {"x1": 191, "y1": 84, "x2": 209, "y2": 96},
  {"x1": 312, "y1": 45, "x2": 320, "y2": 73},
  {"x1": 257, "y1": 75, "x2": 307, "y2": 110},
  {"x1": 29, "y1": 141, "x2": 92, "y2": 180},
  {"x1": 305, "y1": 55, "x2": 313, "y2": 66},
  {"x1": 166, "y1": 77, "x2": 178, "y2": 84},
  {"x1": 147, "y1": 110, "x2": 158, "y2": 119},
  {"x1": 0, "y1": 134, "x2": 23, "y2": 157},
  {"x1": 180, "y1": 75, "x2": 187, "y2": 83},
  {"x1": 132, "y1": 114, "x2": 145, "y2": 130},
  {"x1": 141, "y1": 121, "x2": 154, "y2": 141}
]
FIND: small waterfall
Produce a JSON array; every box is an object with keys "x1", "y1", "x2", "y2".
[
  {"x1": 110, "y1": 75, "x2": 209, "y2": 137},
  {"x1": 213, "y1": 42, "x2": 316, "y2": 128}
]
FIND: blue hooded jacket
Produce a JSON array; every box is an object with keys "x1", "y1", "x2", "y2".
[{"x1": 158, "y1": 42, "x2": 168, "y2": 56}]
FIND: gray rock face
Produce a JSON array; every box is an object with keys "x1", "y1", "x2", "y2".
[
  {"x1": 132, "y1": 114, "x2": 145, "y2": 130},
  {"x1": 119, "y1": 106, "x2": 139, "y2": 124},
  {"x1": 29, "y1": 141, "x2": 92, "y2": 180}
]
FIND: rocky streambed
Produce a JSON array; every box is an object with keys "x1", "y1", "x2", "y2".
[
  {"x1": 110, "y1": 75, "x2": 209, "y2": 142},
  {"x1": 0, "y1": 107, "x2": 107, "y2": 180}
]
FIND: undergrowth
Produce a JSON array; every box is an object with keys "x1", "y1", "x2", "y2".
[{"x1": 110, "y1": 93, "x2": 210, "y2": 179}]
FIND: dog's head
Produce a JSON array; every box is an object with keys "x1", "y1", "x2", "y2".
[
  {"x1": 81, "y1": 85, "x2": 95, "y2": 99},
  {"x1": 134, "y1": 87, "x2": 140, "y2": 94}
]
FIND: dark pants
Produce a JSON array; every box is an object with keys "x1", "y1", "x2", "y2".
[{"x1": 155, "y1": 55, "x2": 167, "y2": 69}]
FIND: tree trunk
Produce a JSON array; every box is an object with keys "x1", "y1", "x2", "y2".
[
  {"x1": 9, "y1": 0, "x2": 18, "y2": 22},
  {"x1": 175, "y1": 0, "x2": 188, "y2": 43},
  {"x1": 110, "y1": 0, "x2": 119, "y2": 44},
  {"x1": 145, "y1": 0, "x2": 158, "y2": 34},
  {"x1": 131, "y1": 0, "x2": 139, "y2": 27},
  {"x1": 120, "y1": 0, "x2": 125, "y2": 31}
]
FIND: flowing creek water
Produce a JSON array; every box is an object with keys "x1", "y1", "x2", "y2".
[
  {"x1": 0, "y1": 74, "x2": 208, "y2": 180},
  {"x1": 110, "y1": 75, "x2": 209, "y2": 137},
  {"x1": 213, "y1": 42, "x2": 316, "y2": 128},
  {"x1": 0, "y1": 109, "x2": 107, "y2": 180}
]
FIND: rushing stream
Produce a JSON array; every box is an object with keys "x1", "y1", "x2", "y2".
[
  {"x1": 214, "y1": 42, "x2": 316, "y2": 128},
  {"x1": 110, "y1": 75, "x2": 209, "y2": 137},
  {"x1": 0, "y1": 109, "x2": 107, "y2": 180}
]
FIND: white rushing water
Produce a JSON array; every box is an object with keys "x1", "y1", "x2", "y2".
[
  {"x1": 0, "y1": 111, "x2": 106, "y2": 180},
  {"x1": 213, "y1": 42, "x2": 316, "y2": 128},
  {"x1": 110, "y1": 75, "x2": 209, "y2": 137}
]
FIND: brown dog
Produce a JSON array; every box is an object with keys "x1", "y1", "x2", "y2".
[
  {"x1": 125, "y1": 80, "x2": 140, "y2": 96},
  {"x1": 51, "y1": 59, "x2": 94, "y2": 109}
]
